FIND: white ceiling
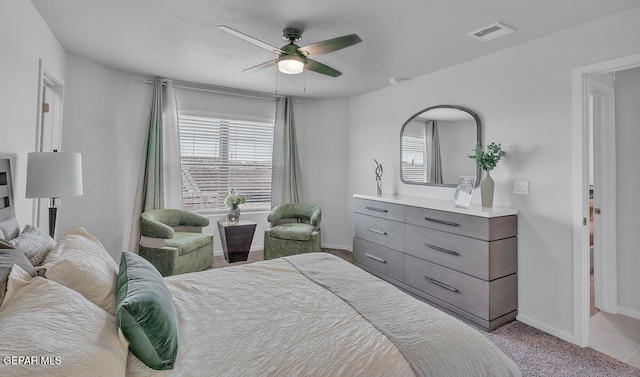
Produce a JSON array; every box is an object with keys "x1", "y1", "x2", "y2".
[{"x1": 31, "y1": 0, "x2": 639, "y2": 98}]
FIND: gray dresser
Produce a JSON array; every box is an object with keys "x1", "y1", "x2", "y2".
[{"x1": 352, "y1": 194, "x2": 518, "y2": 330}]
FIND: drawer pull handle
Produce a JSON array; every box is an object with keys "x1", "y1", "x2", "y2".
[
  {"x1": 425, "y1": 277, "x2": 459, "y2": 292},
  {"x1": 366, "y1": 228, "x2": 388, "y2": 236},
  {"x1": 365, "y1": 206, "x2": 388, "y2": 213},
  {"x1": 365, "y1": 253, "x2": 387, "y2": 264},
  {"x1": 424, "y1": 217, "x2": 459, "y2": 227},
  {"x1": 425, "y1": 243, "x2": 460, "y2": 256}
]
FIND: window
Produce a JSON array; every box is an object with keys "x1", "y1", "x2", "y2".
[
  {"x1": 178, "y1": 114, "x2": 274, "y2": 212},
  {"x1": 401, "y1": 134, "x2": 428, "y2": 182}
]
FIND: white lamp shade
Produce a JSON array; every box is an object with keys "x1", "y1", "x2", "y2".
[
  {"x1": 26, "y1": 152, "x2": 83, "y2": 198},
  {"x1": 278, "y1": 57, "x2": 304, "y2": 74}
]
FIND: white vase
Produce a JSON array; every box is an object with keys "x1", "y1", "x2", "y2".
[{"x1": 480, "y1": 170, "x2": 495, "y2": 208}]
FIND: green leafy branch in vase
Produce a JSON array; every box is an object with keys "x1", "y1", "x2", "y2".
[{"x1": 468, "y1": 142, "x2": 506, "y2": 171}]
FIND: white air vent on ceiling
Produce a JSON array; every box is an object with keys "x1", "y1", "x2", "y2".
[{"x1": 468, "y1": 22, "x2": 515, "y2": 42}]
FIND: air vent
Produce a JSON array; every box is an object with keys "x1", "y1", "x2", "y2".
[{"x1": 468, "y1": 22, "x2": 515, "y2": 42}]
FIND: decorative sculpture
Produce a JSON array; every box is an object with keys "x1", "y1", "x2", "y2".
[{"x1": 374, "y1": 159, "x2": 383, "y2": 196}]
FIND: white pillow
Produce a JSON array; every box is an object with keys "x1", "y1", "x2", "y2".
[
  {"x1": 42, "y1": 227, "x2": 118, "y2": 315},
  {"x1": 9, "y1": 225, "x2": 56, "y2": 266},
  {"x1": 0, "y1": 265, "x2": 128, "y2": 377}
]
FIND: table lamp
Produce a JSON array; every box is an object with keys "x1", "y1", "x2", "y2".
[{"x1": 26, "y1": 151, "x2": 83, "y2": 238}]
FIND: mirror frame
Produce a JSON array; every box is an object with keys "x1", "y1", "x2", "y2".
[{"x1": 400, "y1": 104, "x2": 482, "y2": 187}]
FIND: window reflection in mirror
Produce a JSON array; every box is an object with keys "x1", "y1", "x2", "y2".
[{"x1": 400, "y1": 105, "x2": 481, "y2": 187}]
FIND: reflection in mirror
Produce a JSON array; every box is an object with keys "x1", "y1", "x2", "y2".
[{"x1": 400, "y1": 105, "x2": 481, "y2": 187}]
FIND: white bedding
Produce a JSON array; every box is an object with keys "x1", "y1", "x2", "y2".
[
  {"x1": 0, "y1": 235, "x2": 519, "y2": 377},
  {"x1": 126, "y1": 257, "x2": 415, "y2": 376}
]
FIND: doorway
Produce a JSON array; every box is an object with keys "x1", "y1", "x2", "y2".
[
  {"x1": 32, "y1": 60, "x2": 64, "y2": 229},
  {"x1": 572, "y1": 53, "x2": 640, "y2": 367},
  {"x1": 587, "y1": 73, "x2": 616, "y2": 316}
]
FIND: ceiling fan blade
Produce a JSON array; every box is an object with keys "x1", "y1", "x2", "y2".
[
  {"x1": 217, "y1": 25, "x2": 284, "y2": 54},
  {"x1": 242, "y1": 59, "x2": 277, "y2": 73},
  {"x1": 305, "y1": 59, "x2": 342, "y2": 77},
  {"x1": 300, "y1": 34, "x2": 362, "y2": 56}
]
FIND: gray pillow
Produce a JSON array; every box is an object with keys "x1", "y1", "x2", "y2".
[
  {"x1": 0, "y1": 245, "x2": 36, "y2": 306},
  {"x1": 0, "y1": 218, "x2": 20, "y2": 241},
  {"x1": 10, "y1": 225, "x2": 56, "y2": 266}
]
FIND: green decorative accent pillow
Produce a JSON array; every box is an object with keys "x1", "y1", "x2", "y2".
[{"x1": 116, "y1": 251, "x2": 178, "y2": 370}]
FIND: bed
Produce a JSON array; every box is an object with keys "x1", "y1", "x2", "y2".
[{"x1": 0, "y1": 223, "x2": 521, "y2": 376}]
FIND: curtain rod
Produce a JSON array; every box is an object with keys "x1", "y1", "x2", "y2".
[{"x1": 144, "y1": 78, "x2": 291, "y2": 101}]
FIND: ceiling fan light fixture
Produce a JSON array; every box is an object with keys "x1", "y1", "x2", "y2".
[{"x1": 278, "y1": 55, "x2": 305, "y2": 74}]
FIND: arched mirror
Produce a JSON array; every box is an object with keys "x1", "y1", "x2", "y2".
[{"x1": 400, "y1": 105, "x2": 481, "y2": 187}]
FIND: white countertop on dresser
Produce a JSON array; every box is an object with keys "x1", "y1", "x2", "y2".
[{"x1": 354, "y1": 194, "x2": 518, "y2": 218}]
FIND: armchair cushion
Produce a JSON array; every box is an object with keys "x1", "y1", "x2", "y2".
[
  {"x1": 270, "y1": 223, "x2": 316, "y2": 241},
  {"x1": 165, "y1": 232, "x2": 213, "y2": 256}
]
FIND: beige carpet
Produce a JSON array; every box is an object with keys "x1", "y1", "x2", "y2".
[{"x1": 210, "y1": 249, "x2": 639, "y2": 376}]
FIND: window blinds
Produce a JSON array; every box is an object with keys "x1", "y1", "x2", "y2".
[
  {"x1": 178, "y1": 115, "x2": 274, "y2": 212},
  {"x1": 401, "y1": 135, "x2": 428, "y2": 182}
]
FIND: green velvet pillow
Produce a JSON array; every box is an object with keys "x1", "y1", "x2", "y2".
[{"x1": 116, "y1": 251, "x2": 178, "y2": 370}]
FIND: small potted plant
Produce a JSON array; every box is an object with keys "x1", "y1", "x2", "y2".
[
  {"x1": 224, "y1": 189, "x2": 246, "y2": 223},
  {"x1": 468, "y1": 142, "x2": 505, "y2": 207}
]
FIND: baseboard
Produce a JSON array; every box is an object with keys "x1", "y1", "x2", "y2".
[
  {"x1": 618, "y1": 307, "x2": 640, "y2": 321},
  {"x1": 516, "y1": 314, "x2": 576, "y2": 345}
]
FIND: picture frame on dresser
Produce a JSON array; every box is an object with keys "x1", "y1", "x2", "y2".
[{"x1": 453, "y1": 176, "x2": 476, "y2": 208}]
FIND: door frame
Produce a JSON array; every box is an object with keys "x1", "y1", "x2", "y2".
[
  {"x1": 589, "y1": 78, "x2": 617, "y2": 315},
  {"x1": 571, "y1": 52, "x2": 640, "y2": 347},
  {"x1": 33, "y1": 59, "x2": 65, "y2": 227}
]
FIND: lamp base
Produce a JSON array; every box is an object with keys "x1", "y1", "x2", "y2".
[{"x1": 48, "y1": 206, "x2": 57, "y2": 239}]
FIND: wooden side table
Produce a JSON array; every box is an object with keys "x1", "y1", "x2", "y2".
[{"x1": 217, "y1": 220, "x2": 257, "y2": 263}]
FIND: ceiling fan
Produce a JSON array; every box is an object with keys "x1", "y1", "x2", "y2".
[{"x1": 217, "y1": 25, "x2": 362, "y2": 77}]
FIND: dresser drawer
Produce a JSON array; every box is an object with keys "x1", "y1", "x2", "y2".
[
  {"x1": 353, "y1": 198, "x2": 404, "y2": 222},
  {"x1": 353, "y1": 237, "x2": 404, "y2": 282},
  {"x1": 404, "y1": 224, "x2": 517, "y2": 280},
  {"x1": 405, "y1": 206, "x2": 517, "y2": 241},
  {"x1": 353, "y1": 212, "x2": 404, "y2": 251},
  {"x1": 404, "y1": 255, "x2": 517, "y2": 320}
]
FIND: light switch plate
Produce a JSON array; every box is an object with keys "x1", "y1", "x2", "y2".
[{"x1": 514, "y1": 180, "x2": 529, "y2": 195}]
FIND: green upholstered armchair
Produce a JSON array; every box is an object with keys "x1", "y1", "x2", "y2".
[
  {"x1": 138, "y1": 209, "x2": 213, "y2": 277},
  {"x1": 264, "y1": 203, "x2": 321, "y2": 260}
]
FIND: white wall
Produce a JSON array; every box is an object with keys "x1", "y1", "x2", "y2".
[
  {"x1": 614, "y1": 66, "x2": 640, "y2": 317},
  {"x1": 0, "y1": 0, "x2": 66, "y2": 226},
  {"x1": 348, "y1": 7, "x2": 640, "y2": 342},
  {"x1": 59, "y1": 55, "x2": 150, "y2": 259},
  {"x1": 295, "y1": 98, "x2": 351, "y2": 250}
]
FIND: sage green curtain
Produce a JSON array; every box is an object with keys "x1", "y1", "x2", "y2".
[
  {"x1": 271, "y1": 97, "x2": 302, "y2": 207},
  {"x1": 429, "y1": 120, "x2": 443, "y2": 184},
  {"x1": 128, "y1": 79, "x2": 181, "y2": 252}
]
